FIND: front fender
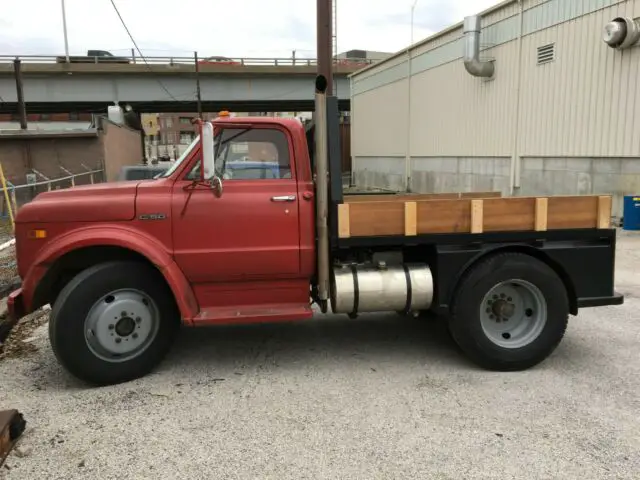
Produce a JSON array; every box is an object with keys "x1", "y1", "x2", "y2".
[{"x1": 23, "y1": 225, "x2": 199, "y2": 322}]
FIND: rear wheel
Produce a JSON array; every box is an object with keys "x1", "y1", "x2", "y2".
[
  {"x1": 49, "y1": 261, "x2": 180, "y2": 385},
  {"x1": 449, "y1": 253, "x2": 569, "y2": 371}
]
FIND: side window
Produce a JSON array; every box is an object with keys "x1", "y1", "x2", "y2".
[{"x1": 187, "y1": 128, "x2": 292, "y2": 180}]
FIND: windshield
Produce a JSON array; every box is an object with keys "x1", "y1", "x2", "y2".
[{"x1": 155, "y1": 135, "x2": 201, "y2": 179}]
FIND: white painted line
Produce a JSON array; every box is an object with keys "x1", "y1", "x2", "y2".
[{"x1": 0, "y1": 238, "x2": 15, "y2": 251}]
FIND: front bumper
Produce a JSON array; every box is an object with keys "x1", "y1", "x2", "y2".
[
  {"x1": 0, "y1": 289, "x2": 24, "y2": 343},
  {"x1": 577, "y1": 292, "x2": 624, "y2": 308},
  {"x1": 6, "y1": 288, "x2": 25, "y2": 322}
]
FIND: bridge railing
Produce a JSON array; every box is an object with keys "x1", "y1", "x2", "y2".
[{"x1": 0, "y1": 54, "x2": 375, "y2": 67}]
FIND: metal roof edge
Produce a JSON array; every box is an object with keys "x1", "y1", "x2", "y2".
[
  {"x1": 349, "y1": 0, "x2": 517, "y2": 79},
  {"x1": 0, "y1": 128, "x2": 99, "y2": 139}
]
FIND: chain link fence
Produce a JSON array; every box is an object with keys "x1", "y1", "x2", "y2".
[{"x1": 0, "y1": 169, "x2": 105, "y2": 218}]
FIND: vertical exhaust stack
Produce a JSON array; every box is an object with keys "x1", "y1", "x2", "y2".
[
  {"x1": 314, "y1": 0, "x2": 333, "y2": 312},
  {"x1": 463, "y1": 15, "x2": 495, "y2": 78},
  {"x1": 314, "y1": 76, "x2": 329, "y2": 311}
]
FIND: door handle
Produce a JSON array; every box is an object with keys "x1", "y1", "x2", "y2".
[{"x1": 271, "y1": 195, "x2": 296, "y2": 202}]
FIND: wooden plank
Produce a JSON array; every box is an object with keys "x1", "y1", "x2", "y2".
[
  {"x1": 483, "y1": 198, "x2": 536, "y2": 232},
  {"x1": 471, "y1": 200, "x2": 484, "y2": 234},
  {"x1": 597, "y1": 195, "x2": 612, "y2": 229},
  {"x1": 404, "y1": 202, "x2": 417, "y2": 236},
  {"x1": 343, "y1": 191, "x2": 502, "y2": 204},
  {"x1": 535, "y1": 198, "x2": 548, "y2": 231},
  {"x1": 344, "y1": 193, "x2": 458, "y2": 203},
  {"x1": 547, "y1": 196, "x2": 598, "y2": 229},
  {"x1": 337, "y1": 203, "x2": 350, "y2": 238},
  {"x1": 417, "y1": 200, "x2": 472, "y2": 234},
  {"x1": 460, "y1": 191, "x2": 502, "y2": 199},
  {"x1": 349, "y1": 201, "x2": 405, "y2": 237}
]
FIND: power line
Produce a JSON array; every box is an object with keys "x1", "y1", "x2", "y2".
[{"x1": 108, "y1": 0, "x2": 186, "y2": 103}]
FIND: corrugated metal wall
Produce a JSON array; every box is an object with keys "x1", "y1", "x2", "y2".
[
  {"x1": 520, "y1": 1, "x2": 640, "y2": 157},
  {"x1": 351, "y1": 0, "x2": 640, "y2": 160}
]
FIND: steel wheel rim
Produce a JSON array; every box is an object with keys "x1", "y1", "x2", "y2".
[
  {"x1": 84, "y1": 289, "x2": 160, "y2": 363},
  {"x1": 479, "y1": 279, "x2": 547, "y2": 349}
]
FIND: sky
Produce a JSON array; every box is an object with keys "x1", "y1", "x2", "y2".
[{"x1": 1, "y1": 0, "x2": 500, "y2": 60}]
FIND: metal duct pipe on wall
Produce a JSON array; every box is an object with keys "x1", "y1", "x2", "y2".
[
  {"x1": 603, "y1": 17, "x2": 640, "y2": 49},
  {"x1": 463, "y1": 15, "x2": 495, "y2": 78}
]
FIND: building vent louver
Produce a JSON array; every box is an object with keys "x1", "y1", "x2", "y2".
[{"x1": 537, "y1": 43, "x2": 555, "y2": 65}]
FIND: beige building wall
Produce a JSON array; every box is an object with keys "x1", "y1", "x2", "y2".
[
  {"x1": 0, "y1": 135, "x2": 103, "y2": 184},
  {"x1": 0, "y1": 118, "x2": 142, "y2": 207},
  {"x1": 351, "y1": 0, "x2": 640, "y2": 216},
  {"x1": 102, "y1": 120, "x2": 144, "y2": 182}
]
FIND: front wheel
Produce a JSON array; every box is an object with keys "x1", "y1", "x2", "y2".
[
  {"x1": 49, "y1": 261, "x2": 180, "y2": 385},
  {"x1": 449, "y1": 253, "x2": 569, "y2": 371}
]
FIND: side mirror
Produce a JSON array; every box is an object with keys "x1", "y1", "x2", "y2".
[
  {"x1": 201, "y1": 121, "x2": 216, "y2": 180},
  {"x1": 200, "y1": 121, "x2": 223, "y2": 197}
]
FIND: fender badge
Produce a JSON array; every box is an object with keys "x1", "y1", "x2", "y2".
[{"x1": 138, "y1": 213, "x2": 167, "y2": 221}]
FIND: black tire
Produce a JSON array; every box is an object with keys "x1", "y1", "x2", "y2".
[
  {"x1": 449, "y1": 253, "x2": 569, "y2": 371},
  {"x1": 49, "y1": 261, "x2": 180, "y2": 385}
]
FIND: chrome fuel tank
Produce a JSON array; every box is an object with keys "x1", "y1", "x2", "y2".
[{"x1": 330, "y1": 263, "x2": 434, "y2": 315}]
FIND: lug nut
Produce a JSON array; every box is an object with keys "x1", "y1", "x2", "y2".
[
  {"x1": 108, "y1": 324, "x2": 114, "y2": 330},
  {"x1": 121, "y1": 311, "x2": 127, "y2": 317},
  {"x1": 135, "y1": 317, "x2": 141, "y2": 324},
  {"x1": 115, "y1": 338, "x2": 122, "y2": 344},
  {"x1": 132, "y1": 333, "x2": 138, "y2": 339}
]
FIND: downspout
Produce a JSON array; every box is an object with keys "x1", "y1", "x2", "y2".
[
  {"x1": 512, "y1": 0, "x2": 524, "y2": 192},
  {"x1": 463, "y1": 15, "x2": 495, "y2": 78}
]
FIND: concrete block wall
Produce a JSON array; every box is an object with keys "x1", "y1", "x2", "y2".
[
  {"x1": 411, "y1": 157, "x2": 511, "y2": 196},
  {"x1": 352, "y1": 156, "x2": 640, "y2": 218},
  {"x1": 519, "y1": 157, "x2": 640, "y2": 218},
  {"x1": 0, "y1": 136, "x2": 103, "y2": 185},
  {"x1": 352, "y1": 156, "x2": 511, "y2": 195},
  {"x1": 352, "y1": 157, "x2": 405, "y2": 191}
]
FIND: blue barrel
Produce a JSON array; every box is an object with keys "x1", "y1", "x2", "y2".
[{"x1": 623, "y1": 196, "x2": 640, "y2": 230}]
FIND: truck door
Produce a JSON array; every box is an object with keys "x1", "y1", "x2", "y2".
[{"x1": 171, "y1": 126, "x2": 301, "y2": 283}]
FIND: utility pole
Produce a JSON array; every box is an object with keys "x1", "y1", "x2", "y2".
[
  {"x1": 13, "y1": 60, "x2": 27, "y2": 130},
  {"x1": 61, "y1": 0, "x2": 70, "y2": 63},
  {"x1": 194, "y1": 51, "x2": 203, "y2": 119},
  {"x1": 332, "y1": 0, "x2": 338, "y2": 61},
  {"x1": 14, "y1": 58, "x2": 32, "y2": 177},
  {"x1": 316, "y1": 0, "x2": 333, "y2": 95}
]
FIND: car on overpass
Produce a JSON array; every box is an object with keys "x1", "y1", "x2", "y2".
[
  {"x1": 56, "y1": 50, "x2": 131, "y2": 64},
  {"x1": 198, "y1": 56, "x2": 241, "y2": 66}
]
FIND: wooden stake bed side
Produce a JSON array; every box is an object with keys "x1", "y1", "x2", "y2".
[
  {"x1": 337, "y1": 195, "x2": 613, "y2": 238},
  {"x1": 343, "y1": 191, "x2": 502, "y2": 203}
]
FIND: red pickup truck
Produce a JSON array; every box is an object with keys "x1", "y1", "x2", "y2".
[{"x1": 7, "y1": 79, "x2": 622, "y2": 385}]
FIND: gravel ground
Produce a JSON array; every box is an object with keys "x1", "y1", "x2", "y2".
[{"x1": 1, "y1": 232, "x2": 639, "y2": 479}]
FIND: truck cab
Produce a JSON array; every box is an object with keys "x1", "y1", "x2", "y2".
[{"x1": 7, "y1": 104, "x2": 623, "y2": 386}]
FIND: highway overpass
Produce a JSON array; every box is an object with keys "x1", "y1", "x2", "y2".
[{"x1": 0, "y1": 55, "x2": 363, "y2": 113}]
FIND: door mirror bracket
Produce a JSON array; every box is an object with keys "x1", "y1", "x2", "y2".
[{"x1": 210, "y1": 176, "x2": 223, "y2": 198}]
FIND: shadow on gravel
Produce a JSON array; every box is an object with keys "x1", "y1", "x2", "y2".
[
  {"x1": 162, "y1": 313, "x2": 469, "y2": 373},
  {"x1": 31, "y1": 314, "x2": 475, "y2": 391}
]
